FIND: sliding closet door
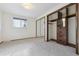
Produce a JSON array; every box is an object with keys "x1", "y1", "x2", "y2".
[
  {"x1": 37, "y1": 20, "x2": 41, "y2": 37},
  {"x1": 48, "y1": 23, "x2": 53, "y2": 40},
  {"x1": 49, "y1": 21, "x2": 57, "y2": 40},
  {"x1": 52, "y1": 21, "x2": 57, "y2": 40},
  {"x1": 47, "y1": 12, "x2": 58, "y2": 41},
  {"x1": 40, "y1": 18, "x2": 45, "y2": 36},
  {"x1": 36, "y1": 17, "x2": 45, "y2": 37},
  {"x1": 68, "y1": 17, "x2": 76, "y2": 45}
]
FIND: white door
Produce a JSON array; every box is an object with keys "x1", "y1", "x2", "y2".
[
  {"x1": 37, "y1": 17, "x2": 45, "y2": 37},
  {"x1": 68, "y1": 17, "x2": 76, "y2": 45},
  {"x1": 40, "y1": 18, "x2": 45, "y2": 36},
  {"x1": 37, "y1": 20, "x2": 41, "y2": 37}
]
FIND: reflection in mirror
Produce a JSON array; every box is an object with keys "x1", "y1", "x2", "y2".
[{"x1": 62, "y1": 18, "x2": 66, "y2": 27}]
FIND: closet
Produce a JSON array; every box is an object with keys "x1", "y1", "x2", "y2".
[{"x1": 47, "y1": 3, "x2": 79, "y2": 54}]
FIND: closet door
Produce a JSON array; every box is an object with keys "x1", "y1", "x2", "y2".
[
  {"x1": 48, "y1": 23, "x2": 53, "y2": 39},
  {"x1": 49, "y1": 21, "x2": 57, "y2": 40},
  {"x1": 68, "y1": 17, "x2": 76, "y2": 45},
  {"x1": 36, "y1": 17, "x2": 45, "y2": 37},
  {"x1": 52, "y1": 21, "x2": 57, "y2": 40},
  {"x1": 37, "y1": 20, "x2": 41, "y2": 37},
  {"x1": 40, "y1": 18, "x2": 45, "y2": 36}
]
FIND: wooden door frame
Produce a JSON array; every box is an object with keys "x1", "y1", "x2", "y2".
[{"x1": 76, "y1": 3, "x2": 79, "y2": 54}]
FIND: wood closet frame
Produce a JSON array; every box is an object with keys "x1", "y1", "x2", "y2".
[{"x1": 47, "y1": 3, "x2": 79, "y2": 54}]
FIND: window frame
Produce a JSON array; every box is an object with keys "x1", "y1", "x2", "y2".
[{"x1": 12, "y1": 17, "x2": 27, "y2": 28}]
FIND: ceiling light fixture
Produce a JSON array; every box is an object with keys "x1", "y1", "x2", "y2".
[{"x1": 22, "y1": 3, "x2": 33, "y2": 10}]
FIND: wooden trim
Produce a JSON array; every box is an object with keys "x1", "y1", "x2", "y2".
[
  {"x1": 76, "y1": 3, "x2": 78, "y2": 54},
  {"x1": 67, "y1": 43, "x2": 76, "y2": 48},
  {"x1": 66, "y1": 7, "x2": 68, "y2": 44},
  {"x1": 50, "y1": 39, "x2": 57, "y2": 42},
  {"x1": 47, "y1": 15, "x2": 49, "y2": 42},
  {"x1": 67, "y1": 14, "x2": 76, "y2": 18},
  {"x1": 48, "y1": 19, "x2": 57, "y2": 22}
]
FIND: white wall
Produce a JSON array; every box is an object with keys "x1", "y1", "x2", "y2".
[
  {"x1": 1, "y1": 12, "x2": 36, "y2": 41},
  {"x1": 0, "y1": 11, "x2": 2, "y2": 42}
]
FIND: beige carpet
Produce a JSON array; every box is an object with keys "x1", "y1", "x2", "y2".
[{"x1": 0, "y1": 37, "x2": 78, "y2": 56}]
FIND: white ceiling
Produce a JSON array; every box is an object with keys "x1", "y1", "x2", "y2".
[{"x1": 0, "y1": 3, "x2": 60, "y2": 19}]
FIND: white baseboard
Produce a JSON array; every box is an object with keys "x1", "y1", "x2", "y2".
[{"x1": 1, "y1": 36, "x2": 45, "y2": 43}]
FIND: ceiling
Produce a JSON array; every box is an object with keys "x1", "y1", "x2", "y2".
[{"x1": 0, "y1": 3, "x2": 61, "y2": 19}]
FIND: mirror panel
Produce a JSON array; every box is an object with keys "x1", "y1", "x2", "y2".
[
  {"x1": 48, "y1": 13, "x2": 58, "y2": 20},
  {"x1": 60, "y1": 8, "x2": 66, "y2": 17},
  {"x1": 68, "y1": 5, "x2": 76, "y2": 15}
]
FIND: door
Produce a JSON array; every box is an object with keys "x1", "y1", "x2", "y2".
[
  {"x1": 48, "y1": 21, "x2": 57, "y2": 40},
  {"x1": 40, "y1": 18, "x2": 45, "y2": 36},
  {"x1": 52, "y1": 21, "x2": 57, "y2": 40},
  {"x1": 68, "y1": 17, "x2": 76, "y2": 45},
  {"x1": 36, "y1": 17, "x2": 45, "y2": 37},
  {"x1": 37, "y1": 20, "x2": 41, "y2": 37}
]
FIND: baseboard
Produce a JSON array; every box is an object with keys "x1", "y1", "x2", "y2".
[
  {"x1": 2, "y1": 36, "x2": 45, "y2": 42},
  {"x1": 50, "y1": 39, "x2": 57, "y2": 42},
  {"x1": 11, "y1": 37, "x2": 37, "y2": 41},
  {"x1": 11, "y1": 36, "x2": 45, "y2": 41},
  {"x1": 67, "y1": 43, "x2": 76, "y2": 48},
  {"x1": 49, "y1": 39, "x2": 76, "y2": 48}
]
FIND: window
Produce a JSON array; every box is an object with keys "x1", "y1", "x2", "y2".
[{"x1": 13, "y1": 17, "x2": 26, "y2": 28}]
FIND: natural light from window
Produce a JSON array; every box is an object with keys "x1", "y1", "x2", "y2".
[{"x1": 13, "y1": 19, "x2": 26, "y2": 28}]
